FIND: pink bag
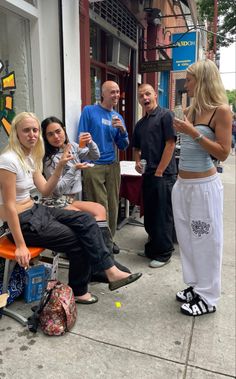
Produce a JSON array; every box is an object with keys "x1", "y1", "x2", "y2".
[{"x1": 39, "y1": 280, "x2": 77, "y2": 336}]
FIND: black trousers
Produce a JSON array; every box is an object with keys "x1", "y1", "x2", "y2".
[
  {"x1": 12, "y1": 204, "x2": 113, "y2": 296},
  {"x1": 143, "y1": 174, "x2": 176, "y2": 261}
]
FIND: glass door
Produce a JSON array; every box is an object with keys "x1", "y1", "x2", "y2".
[
  {"x1": 0, "y1": 6, "x2": 33, "y2": 151},
  {"x1": 90, "y1": 67, "x2": 102, "y2": 105}
]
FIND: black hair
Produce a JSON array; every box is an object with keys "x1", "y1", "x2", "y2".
[{"x1": 41, "y1": 116, "x2": 69, "y2": 167}]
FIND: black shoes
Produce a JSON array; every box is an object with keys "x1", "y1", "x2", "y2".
[
  {"x1": 75, "y1": 294, "x2": 98, "y2": 304},
  {"x1": 176, "y1": 286, "x2": 195, "y2": 302},
  {"x1": 113, "y1": 242, "x2": 120, "y2": 254},
  {"x1": 176, "y1": 287, "x2": 216, "y2": 316},
  {"x1": 181, "y1": 294, "x2": 216, "y2": 316},
  {"x1": 109, "y1": 272, "x2": 142, "y2": 291}
]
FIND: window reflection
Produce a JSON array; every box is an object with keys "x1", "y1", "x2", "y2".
[
  {"x1": 90, "y1": 67, "x2": 101, "y2": 105},
  {"x1": 0, "y1": 7, "x2": 33, "y2": 150}
]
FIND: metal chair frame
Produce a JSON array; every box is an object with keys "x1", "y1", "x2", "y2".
[{"x1": 0, "y1": 236, "x2": 43, "y2": 326}]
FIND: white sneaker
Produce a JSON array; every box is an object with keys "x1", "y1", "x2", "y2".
[{"x1": 149, "y1": 259, "x2": 171, "y2": 268}]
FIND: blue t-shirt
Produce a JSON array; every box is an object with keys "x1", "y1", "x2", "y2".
[{"x1": 78, "y1": 104, "x2": 129, "y2": 164}]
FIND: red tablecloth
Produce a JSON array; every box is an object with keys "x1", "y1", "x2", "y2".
[{"x1": 119, "y1": 174, "x2": 144, "y2": 217}]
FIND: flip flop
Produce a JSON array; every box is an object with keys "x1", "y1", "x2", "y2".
[
  {"x1": 109, "y1": 272, "x2": 142, "y2": 291},
  {"x1": 75, "y1": 294, "x2": 98, "y2": 305}
]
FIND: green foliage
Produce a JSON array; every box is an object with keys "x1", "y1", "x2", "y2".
[
  {"x1": 197, "y1": 0, "x2": 236, "y2": 47},
  {"x1": 197, "y1": 0, "x2": 214, "y2": 20},
  {"x1": 226, "y1": 90, "x2": 236, "y2": 112}
]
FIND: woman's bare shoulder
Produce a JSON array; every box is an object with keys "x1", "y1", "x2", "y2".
[
  {"x1": 214, "y1": 104, "x2": 232, "y2": 133},
  {"x1": 216, "y1": 104, "x2": 232, "y2": 115},
  {"x1": 214, "y1": 105, "x2": 232, "y2": 126}
]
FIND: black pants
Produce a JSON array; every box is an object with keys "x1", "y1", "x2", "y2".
[
  {"x1": 12, "y1": 204, "x2": 113, "y2": 296},
  {"x1": 143, "y1": 174, "x2": 176, "y2": 261}
]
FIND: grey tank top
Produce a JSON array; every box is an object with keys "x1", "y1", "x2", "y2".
[{"x1": 179, "y1": 110, "x2": 216, "y2": 172}]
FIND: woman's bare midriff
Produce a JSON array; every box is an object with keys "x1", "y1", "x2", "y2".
[
  {"x1": 0, "y1": 198, "x2": 34, "y2": 221},
  {"x1": 178, "y1": 166, "x2": 217, "y2": 179}
]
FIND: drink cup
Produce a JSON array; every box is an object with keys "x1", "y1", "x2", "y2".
[
  {"x1": 173, "y1": 106, "x2": 184, "y2": 120},
  {"x1": 112, "y1": 115, "x2": 120, "y2": 127},
  {"x1": 79, "y1": 132, "x2": 87, "y2": 148},
  {"x1": 140, "y1": 159, "x2": 147, "y2": 174}
]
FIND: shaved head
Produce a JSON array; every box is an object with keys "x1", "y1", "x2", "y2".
[
  {"x1": 101, "y1": 81, "x2": 120, "y2": 110},
  {"x1": 102, "y1": 81, "x2": 119, "y2": 95},
  {"x1": 138, "y1": 83, "x2": 157, "y2": 114},
  {"x1": 138, "y1": 83, "x2": 155, "y2": 94}
]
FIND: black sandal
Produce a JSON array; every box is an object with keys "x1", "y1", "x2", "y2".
[
  {"x1": 176, "y1": 286, "x2": 195, "y2": 302},
  {"x1": 181, "y1": 294, "x2": 216, "y2": 316}
]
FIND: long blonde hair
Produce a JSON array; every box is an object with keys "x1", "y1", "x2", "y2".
[
  {"x1": 6, "y1": 112, "x2": 44, "y2": 171},
  {"x1": 187, "y1": 59, "x2": 228, "y2": 120}
]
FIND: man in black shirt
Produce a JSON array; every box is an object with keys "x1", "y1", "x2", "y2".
[{"x1": 132, "y1": 84, "x2": 177, "y2": 267}]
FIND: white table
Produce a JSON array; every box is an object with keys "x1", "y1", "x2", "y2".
[{"x1": 117, "y1": 161, "x2": 144, "y2": 230}]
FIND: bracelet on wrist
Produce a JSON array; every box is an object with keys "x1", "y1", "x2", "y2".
[{"x1": 194, "y1": 134, "x2": 204, "y2": 142}]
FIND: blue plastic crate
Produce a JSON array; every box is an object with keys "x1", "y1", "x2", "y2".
[{"x1": 24, "y1": 264, "x2": 46, "y2": 303}]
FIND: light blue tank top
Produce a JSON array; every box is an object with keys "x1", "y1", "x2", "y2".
[{"x1": 179, "y1": 124, "x2": 215, "y2": 172}]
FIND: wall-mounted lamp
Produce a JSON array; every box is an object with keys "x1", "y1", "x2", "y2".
[
  {"x1": 144, "y1": 7, "x2": 162, "y2": 26},
  {"x1": 152, "y1": 15, "x2": 162, "y2": 26}
]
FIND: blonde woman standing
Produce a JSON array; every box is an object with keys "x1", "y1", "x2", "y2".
[{"x1": 172, "y1": 59, "x2": 232, "y2": 316}]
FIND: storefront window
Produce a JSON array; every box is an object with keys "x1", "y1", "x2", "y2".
[
  {"x1": 90, "y1": 22, "x2": 101, "y2": 61},
  {"x1": 90, "y1": 67, "x2": 101, "y2": 105},
  {"x1": 0, "y1": 7, "x2": 33, "y2": 150}
]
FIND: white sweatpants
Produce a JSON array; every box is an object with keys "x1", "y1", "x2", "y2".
[{"x1": 172, "y1": 173, "x2": 223, "y2": 307}]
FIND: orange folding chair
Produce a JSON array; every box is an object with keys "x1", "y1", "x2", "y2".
[{"x1": 0, "y1": 236, "x2": 44, "y2": 326}]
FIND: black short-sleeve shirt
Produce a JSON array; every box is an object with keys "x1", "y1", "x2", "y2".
[{"x1": 132, "y1": 106, "x2": 177, "y2": 175}]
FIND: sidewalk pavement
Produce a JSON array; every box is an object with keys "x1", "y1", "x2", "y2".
[{"x1": 0, "y1": 156, "x2": 235, "y2": 379}]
